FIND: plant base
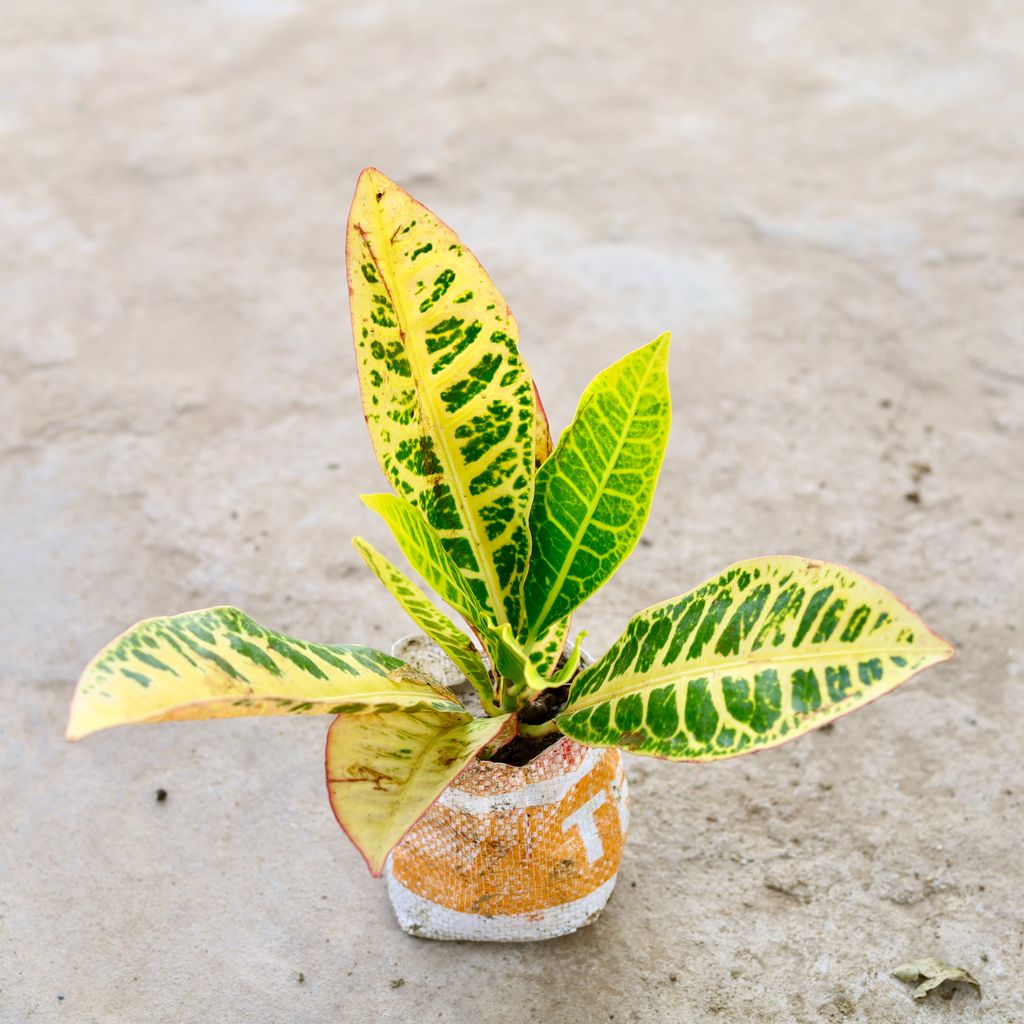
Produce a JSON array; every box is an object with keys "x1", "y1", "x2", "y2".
[{"x1": 384, "y1": 737, "x2": 629, "y2": 942}]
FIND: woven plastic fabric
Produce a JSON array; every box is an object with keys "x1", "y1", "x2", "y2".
[{"x1": 385, "y1": 736, "x2": 629, "y2": 941}]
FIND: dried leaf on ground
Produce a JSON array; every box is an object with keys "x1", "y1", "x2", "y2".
[{"x1": 893, "y1": 958, "x2": 981, "y2": 999}]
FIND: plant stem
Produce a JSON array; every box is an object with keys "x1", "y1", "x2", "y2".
[
  {"x1": 461, "y1": 671, "x2": 502, "y2": 717},
  {"x1": 478, "y1": 691, "x2": 502, "y2": 717},
  {"x1": 516, "y1": 718, "x2": 562, "y2": 739},
  {"x1": 498, "y1": 680, "x2": 521, "y2": 714}
]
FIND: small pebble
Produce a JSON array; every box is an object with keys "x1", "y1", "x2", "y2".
[{"x1": 156, "y1": 788, "x2": 168, "y2": 802}]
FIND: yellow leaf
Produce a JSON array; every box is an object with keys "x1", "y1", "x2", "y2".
[{"x1": 326, "y1": 707, "x2": 514, "y2": 875}]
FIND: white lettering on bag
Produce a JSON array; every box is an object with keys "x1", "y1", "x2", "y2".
[{"x1": 561, "y1": 790, "x2": 608, "y2": 864}]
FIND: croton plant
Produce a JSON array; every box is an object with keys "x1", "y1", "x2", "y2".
[{"x1": 68, "y1": 169, "x2": 953, "y2": 875}]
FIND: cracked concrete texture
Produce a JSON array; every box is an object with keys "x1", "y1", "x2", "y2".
[{"x1": 2, "y1": 0, "x2": 1023, "y2": 1020}]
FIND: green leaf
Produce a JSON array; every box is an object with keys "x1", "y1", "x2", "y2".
[
  {"x1": 557, "y1": 557, "x2": 953, "y2": 761},
  {"x1": 347, "y1": 168, "x2": 537, "y2": 628},
  {"x1": 352, "y1": 536, "x2": 495, "y2": 704},
  {"x1": 524, "y1": 333, "x2": 671, "y2": 641},
  {"x1": 487, "y1": 624, "x2": 585, "y2": 694},
  {"x1": 68, "y1": 607, "x2": 464, "y2": 740},
  {"x1": 326, "y1": 707, "x2": 514, "y2": 875}
]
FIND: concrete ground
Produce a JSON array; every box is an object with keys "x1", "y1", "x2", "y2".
[{"x1": 3, "y1": 1, "x2": 1023, "y2": 1021}]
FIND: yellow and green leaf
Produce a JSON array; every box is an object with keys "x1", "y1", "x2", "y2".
[
  {"x1": 362, "y1": 492, "x2": 490, "y2": 630},
  {"x1": 347, "y1": 168, "x2": 537, "y2": 628},
  {"x1": 360, "y1": 493, "x2": 555, "y2": 697},
  {"x1": 352, "y1": 536, "x2": 495, "y2": 702},
  {"x1": 326, "y1": 707, "x2": 514, "y2": 875},
  {"x1": 528, "y1": 614, "x2": 572, "y2": 678},
  {"x1": 533, "y1": 381, "x2": 554, "y2": 466},
  {"x1": 361, "y1": 493, "x2": 516, "y2": 671},
  {"x1": 557, "y1": 557, "x2": 953, "y2": 760},
  {"x1": 67, "y1": 607, "x2": 464, "y2": 740},
  {"x1": 524, "y1": 333, "x2": 671, "y2": 642}
]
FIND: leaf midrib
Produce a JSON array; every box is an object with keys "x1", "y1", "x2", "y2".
[{"x1": 564, "y1": 643, "x2": 949, "y2": 713}]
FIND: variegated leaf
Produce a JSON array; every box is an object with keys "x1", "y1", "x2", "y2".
[
  {"x1": 326, "y1": 707, "x2": 514, "y2": 875},
  {"x1": 533, "y1": 381, "x2": 553, "y2": 466},
  {"x1": 347, "y1": 168, "x2": 536, "y2": 628},
  {"x1": 557, "y1": 557, "x2": 953, "y2": 761},
  {"x1": 352, "y1": 536, "x2": 495, "y2": 700},
  {"x1": 524, "y1": 333, "x2": 671, "y2": 641},
  {"x1": 529, "y1": 615, "x2": 572, "y2": 678},
  {"x1": 362, "y1": 492, "x2": 531, "y2": 679},
  {"x1": 67, "y1": 607, "x2": 463, "y2": 740},
  {"x1": 362, "y1": 492, "x2": 490, "y2": 629}
]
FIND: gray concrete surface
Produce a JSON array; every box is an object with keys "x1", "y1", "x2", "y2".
[{"x1": 3, "y1": 1, "x2": 1023, "y2": 1020}]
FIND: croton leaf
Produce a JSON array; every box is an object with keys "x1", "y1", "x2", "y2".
[
  {"x1": 347, "y1": 167, "x2": 537, "y2": 629},
  {"x1": 533, "y1": 381, "x2": 554, "y2": 466},
  {"x1": 326, "y1": 707, "x2": 514, "y2": 875},
  {"x1": 362, "y1": 492, "x2": 534, "y2": 681},
  {"x1": 352, "y1": 536, "x2": 495, "y2": 700},
  {"x1": 528, "y1": 614, "x2": 572, "y2": 678},
  {"x1": 556, "y1": 557, "x2": 953, "y2": 760},
  {"x1": 362, "y1": 492, "x2": 490, "y2": 630},
  {"x1": 67, "y1": 607, "x2": 464, "y2": 740},
  {"x1": 484, "y1": 623, "x2": 583, "y2": 694},
  {"x1": 524, "y1": 333, "x2": 671, "y2": 642}
]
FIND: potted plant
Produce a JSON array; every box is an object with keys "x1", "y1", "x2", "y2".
[{"x1": 68, "y1": 168, "x2": 954, "y2": 942}]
